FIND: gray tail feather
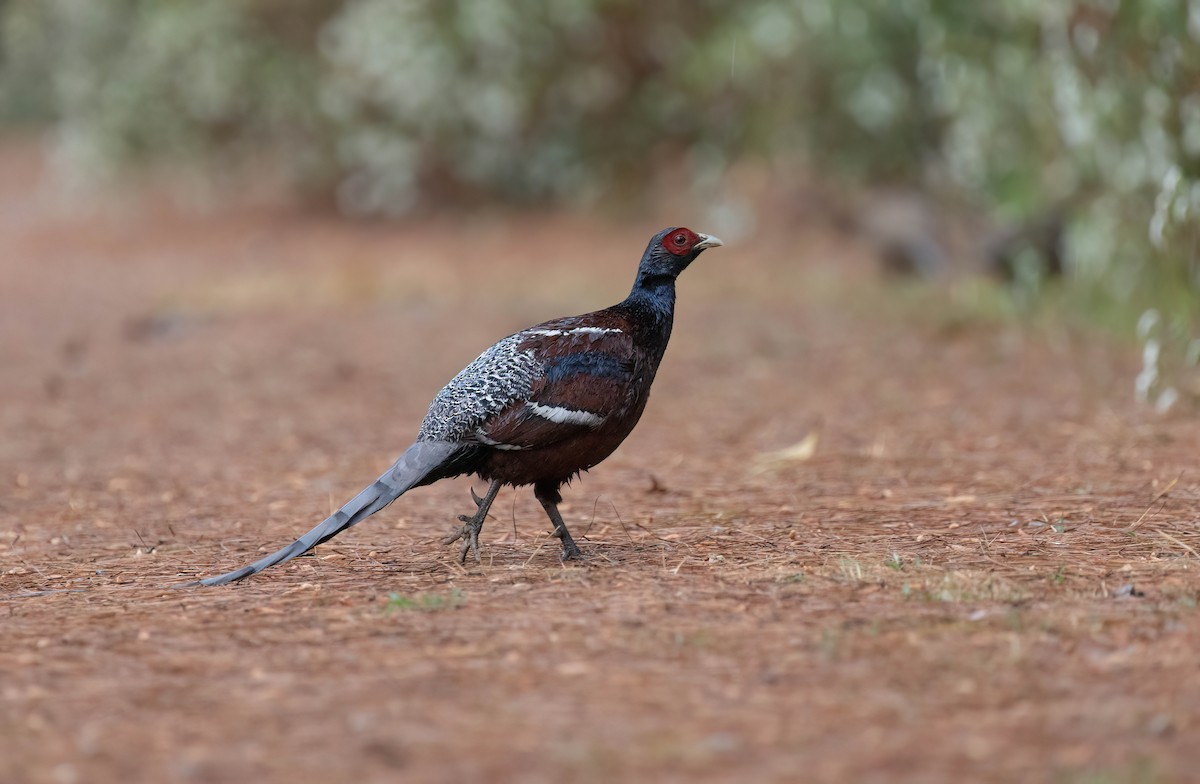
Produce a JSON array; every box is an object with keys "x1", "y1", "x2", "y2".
[{"x1": 188, "y1": 441, "x2": 461, "y2": 587}]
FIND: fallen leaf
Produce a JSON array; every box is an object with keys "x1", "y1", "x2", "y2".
[{"x1": 754, "y1": 432, "x2": 820, "y2": 472}]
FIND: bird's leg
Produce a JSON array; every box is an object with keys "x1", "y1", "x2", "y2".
[
  {"x1": 442, "y1": 479, "x2": 502, "y2": 564},
  {"x1": 534, "y1": 484, "x2": 584, "y2": 561}
]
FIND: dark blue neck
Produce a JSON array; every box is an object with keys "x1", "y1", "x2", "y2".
[
  {"x1": 628, "y1": 273, "x2": 677, "y2": 313},
  {"x1": 622, "y1": 275, "x2": 677, "y2": 352}
]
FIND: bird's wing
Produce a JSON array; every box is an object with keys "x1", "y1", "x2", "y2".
[{"x1": 449, "y1": 321, "x2": 639, "y2": 451}]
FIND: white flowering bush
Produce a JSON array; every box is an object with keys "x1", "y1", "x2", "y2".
[{"x1": 0, "y1": 0, "x2": 323, "y2": 178}]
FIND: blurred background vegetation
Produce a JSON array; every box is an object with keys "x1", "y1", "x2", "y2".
[{"x1": 1, "y1": 0, "x2": 1197, "y2": 404}]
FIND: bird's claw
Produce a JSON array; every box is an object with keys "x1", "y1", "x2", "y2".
[{"x1": 470, "y1": 486, "x2": 484, "y2": 508}]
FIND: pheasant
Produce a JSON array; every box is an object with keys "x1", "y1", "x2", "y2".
[{"x1": 193, "y1": 227, "x2": 722, "y2": 586}]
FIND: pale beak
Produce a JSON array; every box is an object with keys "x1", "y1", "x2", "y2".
[{"x1": 693, "y1": 233, "x2": 724, "y2": 250}]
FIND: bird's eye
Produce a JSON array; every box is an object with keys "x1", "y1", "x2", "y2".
[{"x1": 674, "y1": 233, "x2": 687, "y2": 245}]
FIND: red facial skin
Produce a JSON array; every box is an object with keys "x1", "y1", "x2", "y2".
[{"x1": 661, "y1": 228, "x2": 700, "y2": 256}]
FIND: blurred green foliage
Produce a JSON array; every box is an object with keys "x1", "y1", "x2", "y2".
[
  {"x1": 0, "y1": 1, "x2": 1196, "y2": 319},
  {"x1": 0, "y1": 0, "x2": 326, "y2": 178}
]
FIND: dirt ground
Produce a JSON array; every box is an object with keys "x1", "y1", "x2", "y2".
[{"x1": 2, "y1": 141, "x2": 1198, "y2": 784}]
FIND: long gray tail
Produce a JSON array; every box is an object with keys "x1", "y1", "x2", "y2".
[{"x1": 191, "y1": 441, "x2": 462, "y2": 587}]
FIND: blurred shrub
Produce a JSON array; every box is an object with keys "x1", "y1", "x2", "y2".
[
  {"x1": 0, "y1": 1, "x2": 1196, "y2": 325},
  {"x1": 315, "y1": 0, "x2": 750, "y2": 214},
  {"x1": 785, "y1": 0, "x2": 1200, "y2": 404},
  {"x1": 0, "y1": 0, "x2": 327, "y2": 179},
  {"x1": 1, "y1": 0, "x2": 759, "y2": 212}
]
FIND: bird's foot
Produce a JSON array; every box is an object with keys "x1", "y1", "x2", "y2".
[
  {"x1": 556, "y1": 528, "x2": 585, "y2": 562},
  {"x1": 442, "y1": 515, "x2": 482, "y2": 564},
  {"x1": 442, "y1": 487, "x2": 488, "y2": 564}
]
